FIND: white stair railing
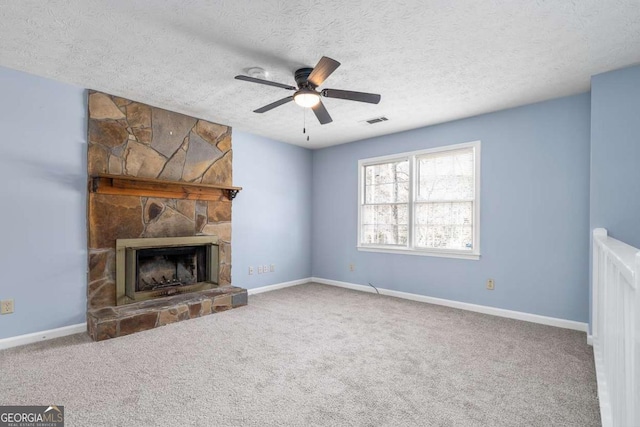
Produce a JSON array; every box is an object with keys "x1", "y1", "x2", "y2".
[{"x1": 592, "y1": 228, "x2": 640, "y2": 427}]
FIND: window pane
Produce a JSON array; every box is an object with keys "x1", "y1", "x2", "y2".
[
  {"x1": 362, "y1": 204, "x2": 408, "y2": 226},
  {"x1": 417, "y1": 148, "x2": 474, "y2": 201},
  {"x1": 361, "y1": 204, "x2": 408, "y2": 245},
  {"x1": 361, "y1": 225, "x2": 408, "y2": 246},
  {"x1": 415, "y1": 202, "x2": 473, "y2": 225},
  {"x1": 365, "y1": 182, "x2": 409, "y2": 203},
  {"x1": 415, "y1": 202, "x2": 473, "y2": 250},
  {"x1": 415, "y1": 225, "x2": 473, "y2": 250},
  {"x1": 365, "y1": 160, "x2": 409, "y2": 203}
]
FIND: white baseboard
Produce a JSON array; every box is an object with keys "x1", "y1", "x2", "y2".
[
  {"x1": 247, "y1": 277, "x2": 311, "y2": 295},
  {"x1": 0, "y1": 323, "x2": 87, "y2": 351},
  {"x1": 311, "y1": 277, "x2": 588, "y2": 333},
  {"x1": 0, "y1": 280, "x2": 587, "y2": 349}
]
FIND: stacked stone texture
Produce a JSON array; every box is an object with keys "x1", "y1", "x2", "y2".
[{"x1": 86, "y1": 91, "x2": 242, "y2": 340}]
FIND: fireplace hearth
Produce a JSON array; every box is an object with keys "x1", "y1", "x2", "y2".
[{"x1": 116, "y1": 236, "x2": 219, "y2": 306}]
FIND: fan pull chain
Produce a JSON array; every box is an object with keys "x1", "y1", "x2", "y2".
[{"x1": 303, "y1": 109, "x2": 309, "y2": 142}]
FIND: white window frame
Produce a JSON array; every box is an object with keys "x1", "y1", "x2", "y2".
[{"x1": 357, "y1": 141, "x2": 481, "y2": 260}]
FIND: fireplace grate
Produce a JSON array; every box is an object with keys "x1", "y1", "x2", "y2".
[{"x1": 116, "y1": 236, "x2": 219, "y2": 306}]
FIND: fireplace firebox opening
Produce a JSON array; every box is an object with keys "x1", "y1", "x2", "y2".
[{"x1": 116, "y1": 236, "x2": 219, "y2": 306}]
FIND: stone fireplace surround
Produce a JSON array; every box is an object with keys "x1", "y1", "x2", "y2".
[{"x1": 86, "y1": 91, "x2": 247, "y2": 341}]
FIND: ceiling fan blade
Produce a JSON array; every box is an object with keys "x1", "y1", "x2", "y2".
[
  {"x1": 253, "y1": 96, "x2": 294, "y2": 113},
  {"x1": 307, "y1": 57, "x2": 341, "y2": 87},
  {"x1": 235, "y1": 75, "x2": 296, "y2": 91},
  {"x1": 322, "y1": 89, "x2": 381, "y2": 104},
  {"x1": 312, "y1": 100, "x2": 333, "y2": 125}
]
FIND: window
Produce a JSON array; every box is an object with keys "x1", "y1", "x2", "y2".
[{"x1": 358, "y1": 141, "x2": 480, "y2": 260}]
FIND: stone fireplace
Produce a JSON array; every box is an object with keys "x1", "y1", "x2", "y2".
[{"x1": 86, "y1": 91, "x2": 247, "y2": 341}]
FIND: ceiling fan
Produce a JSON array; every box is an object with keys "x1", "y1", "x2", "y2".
[{"x1": 235, "y1": 56, "x2": 381, "y2": 125}]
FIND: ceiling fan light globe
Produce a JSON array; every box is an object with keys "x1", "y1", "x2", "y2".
[{"x1": 293, "y1": 91, "x2": 320, "y2": 108}]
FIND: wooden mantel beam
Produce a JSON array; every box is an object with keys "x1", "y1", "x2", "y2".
[{"x1": 90, "y1": 174, "x2": 242, "y2": 201}]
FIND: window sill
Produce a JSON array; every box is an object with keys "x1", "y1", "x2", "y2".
[{"x1": 357, "y1": 246, "x2": 481, "y2": 260}]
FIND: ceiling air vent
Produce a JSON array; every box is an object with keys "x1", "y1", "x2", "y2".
[{"x1": 365, "y1": 116, "x2": 388, "y2": 124}]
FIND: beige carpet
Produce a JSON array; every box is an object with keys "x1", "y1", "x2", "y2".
[{"x1": 0, "y1": 283, "x2": 600, "y2": 426}]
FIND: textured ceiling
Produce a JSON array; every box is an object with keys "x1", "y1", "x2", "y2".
[{"x1": 1, "y1": 1, "x2": 640, "y2": 149}]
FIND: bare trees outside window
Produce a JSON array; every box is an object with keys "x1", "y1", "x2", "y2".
[{"x1": 358, "y1": 142, "x2": 480, "y2": 260}]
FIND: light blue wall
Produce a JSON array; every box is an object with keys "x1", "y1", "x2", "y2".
[
  {"x1": 312, "y1": 94, "x2": 592, "y2": 322},
  {"x1": 590, "y1": 65, "x2": 640, "y2": 248},
  {"x1": 0, "y1": 64, "x2": 602, "y2": 339},
  {"x1": 589, "y1": 64, "x2": 640, "y2": 329},
  {"x1": 0, "y1": 66, "x2": 314, "y2": 340},
  {"x1": 0, "y1": 66, "x2": 87, "y2": 339},
  {"x1": 232, "y1": 131, "x2": 312, "y2": 289}
]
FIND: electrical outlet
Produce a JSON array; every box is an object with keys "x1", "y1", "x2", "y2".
[
  {"x1": 1, "y1": 299, "x2": 14, "y2": 314},
  {"x1": 349, "y1": 264, "x2": 355, "y2": 272},
  {"x1": 258, "y1": 265, "x2": 263, "y2": 274},
  {"x1": 248, "y1": 266, "x2": 254, "y2": 275},
  {"x1": 270, "y1": 264, "x2": 275, "y2": 272},
  {"x1": 263, "y1": 264, "x2": 269, "y2": 273},
  {"x1": 486, "y1": 279, "x2": 495, "y2": 290}
]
